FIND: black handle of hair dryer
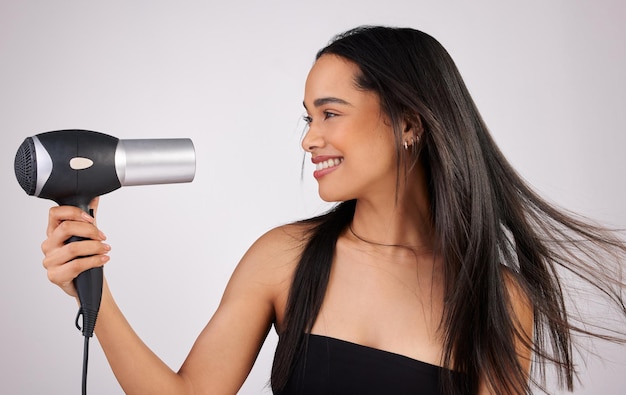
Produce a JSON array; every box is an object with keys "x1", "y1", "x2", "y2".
[
  {"x1": 65, "y1": 204, "x2": 103, "y2": 338},
  {"x1": 71, "y1": 246, "x2": 103, "y2": 338}
]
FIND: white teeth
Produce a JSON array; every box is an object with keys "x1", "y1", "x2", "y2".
[{"x1": 316, "y1": 158, "x2": 343, "y2": 171}]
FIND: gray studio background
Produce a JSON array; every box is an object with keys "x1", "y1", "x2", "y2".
[{"x1": 1, "y1": 1, "x2": 625, "y2": 394}]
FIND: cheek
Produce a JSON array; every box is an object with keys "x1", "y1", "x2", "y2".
[
  {"x1": 368, "y1": 128, "x2": 397, "y2": 167},
  {"x1": 349, "y1": 143, "x2": 397, "y2": 183}
]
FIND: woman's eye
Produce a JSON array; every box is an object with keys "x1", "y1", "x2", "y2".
[{"x1": 302, "y1": 112, "x2": 336, "y2": 124}]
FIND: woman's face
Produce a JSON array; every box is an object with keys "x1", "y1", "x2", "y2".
[{"x1": 302, "y1": 54, "x2": 400, "y2": 203}]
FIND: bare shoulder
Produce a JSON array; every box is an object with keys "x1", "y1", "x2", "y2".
[
  {"x1": 223, "y1": 222, "x2": 314, "y2": 311},
  {"x1": 239, "y1": 222, "x2": 312, "y2": 272}
]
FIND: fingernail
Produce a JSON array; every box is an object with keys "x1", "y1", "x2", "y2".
[
  {"x1": 82, "y1": 212, "x2": 94, "y2": 222},
  {"x1": 103, "y1": 243, "x2": 111, "y2": 251},
  {"x1": 101, "y1": 255, "x2": 110, "y2": 263},
  {"x1": 99, "y1": 231, "x2": 107, "y2": 240}
]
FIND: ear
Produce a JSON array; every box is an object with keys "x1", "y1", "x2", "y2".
[{"x1": 402, "y1": 114, "x2": 424, "y2": 146}]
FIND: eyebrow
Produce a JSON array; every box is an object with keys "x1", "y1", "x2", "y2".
[{"x1": 303, "y1": 97, "x2": 352, "y2": 109}]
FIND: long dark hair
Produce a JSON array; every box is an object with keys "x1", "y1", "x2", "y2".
[{"x1": 271, "y1": 26, "x2": 626, "y2": 394}]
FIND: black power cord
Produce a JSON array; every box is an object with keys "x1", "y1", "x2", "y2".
[{"x1": 82, "y1": 335, "x2": 90, "y2": 395}]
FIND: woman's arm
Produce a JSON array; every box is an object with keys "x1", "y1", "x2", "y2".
[
  {"x1": 41, "y1": 201, "x2": 297, "y2": 394},
  {"x1": 95, "y1": 259, "x2": 275, "y2": 394}
]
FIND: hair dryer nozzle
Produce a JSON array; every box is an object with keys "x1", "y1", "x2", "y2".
[{"x1": 115, "y1": 139, "x2": 196, "y2": 186}]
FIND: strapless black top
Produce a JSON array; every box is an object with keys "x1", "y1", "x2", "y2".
[{"x1": 276, "y1": 334, "x2": 451, "y2": 394}]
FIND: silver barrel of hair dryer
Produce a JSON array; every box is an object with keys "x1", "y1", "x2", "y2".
[{"x1": 115, "y1": 138, "x2": 196, "y2": 186}]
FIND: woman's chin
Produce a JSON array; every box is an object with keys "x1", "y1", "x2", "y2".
[{"x1": 317, "y1": 189, "x2": 347, "y2": 203}]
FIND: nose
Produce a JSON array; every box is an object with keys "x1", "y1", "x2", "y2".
[{"x1": 301, "y1": 122, "x2": 324, "y2": 152}]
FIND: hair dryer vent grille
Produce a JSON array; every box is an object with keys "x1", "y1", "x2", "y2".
[{"x1": 14, "y1": 137, "x2": 37, "y2": 196}]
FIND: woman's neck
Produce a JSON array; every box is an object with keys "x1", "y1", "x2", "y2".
[{"x1": 349, "y1": 183, "x2": 433, "y2": 250}]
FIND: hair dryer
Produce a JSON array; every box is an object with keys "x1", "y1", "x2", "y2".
[{"x1": 14, "y1": 129, "x2": 195, "y2": 338}]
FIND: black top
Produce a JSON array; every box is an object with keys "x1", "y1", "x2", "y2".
[{"x1": 276, "y1": 334, "x2": 452, "y2": 394}]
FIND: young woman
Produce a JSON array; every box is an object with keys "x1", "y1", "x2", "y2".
[{"x1": 41, "y1": 26, "x2": 626, "y2": 394}]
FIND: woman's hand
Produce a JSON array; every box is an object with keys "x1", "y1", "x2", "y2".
[{"x1": 41, "y1": 197, "x2": 111, "y2": 297}]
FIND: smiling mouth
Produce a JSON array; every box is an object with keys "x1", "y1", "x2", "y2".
[{"x1": 316, "y1": 157, "x2": 344, "y2": 170}]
